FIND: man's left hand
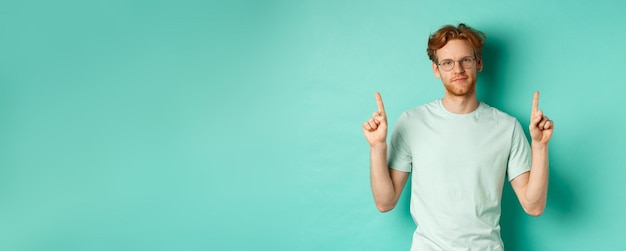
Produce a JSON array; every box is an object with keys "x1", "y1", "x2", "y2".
[{"x1": 529, "y1": 91, "x2": 554, "y2": 145}]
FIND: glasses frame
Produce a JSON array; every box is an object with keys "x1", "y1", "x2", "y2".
[{"x1": 437, "y1": 56, "x2": 477, "y2": 72}]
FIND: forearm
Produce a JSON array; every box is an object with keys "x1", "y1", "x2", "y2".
[
  {"x1": 369, "y1": 143, "x2": 397, "y2": 211},
  {"x1": 525, "y1": 142, "x2": 549, "y2": 209}
]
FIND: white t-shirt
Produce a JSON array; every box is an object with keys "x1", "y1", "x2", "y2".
[{"x1": 388, "y1": 99, "x2": 531, "y2": 251}]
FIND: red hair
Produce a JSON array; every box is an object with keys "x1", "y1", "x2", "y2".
[{"x1": 427, "y1": 23, "x2": 486, "y2": 62}]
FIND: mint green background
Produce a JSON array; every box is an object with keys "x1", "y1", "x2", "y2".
[{"x1": 1, "y1": 0, "x2": 624, "y2": 250}]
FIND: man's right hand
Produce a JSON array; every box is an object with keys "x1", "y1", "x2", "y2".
[{"x1": 362, "y1": 92, "x2": 388, "y2": 147}]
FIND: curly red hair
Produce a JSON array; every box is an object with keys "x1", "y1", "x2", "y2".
[{"x1": 427, "y1": 23, "x2": 486, "y2": 63}]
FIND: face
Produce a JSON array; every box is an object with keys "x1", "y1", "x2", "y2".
[{"x1": 431, "y1": 39, "x2": 483, "y2": 97}]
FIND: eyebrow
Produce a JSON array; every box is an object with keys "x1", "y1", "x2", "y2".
[{"x1": 439, "y1": 55, "x2": 474, "y2": 61}]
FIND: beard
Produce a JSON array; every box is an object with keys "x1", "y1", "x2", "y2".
[{"x1": 443, "y1": 78, "x2": 476, "y2": 97}]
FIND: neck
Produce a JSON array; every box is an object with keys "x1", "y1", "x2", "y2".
[{"x1": 441, "y1": 92, "x2": 479, "y2": 114}]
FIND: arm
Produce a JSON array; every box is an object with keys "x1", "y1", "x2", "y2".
[
  {"x1": 511, "y1": 91, "x2": 554, "y2": 216},
  {"x1": 363, "y1": 92, "x2": 410, "y2": 212},
  {"x1": 370, "y1": 143, "x2": 409, "y2": 212}
]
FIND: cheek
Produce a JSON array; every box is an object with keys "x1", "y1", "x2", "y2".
[{"x1": 441, "y1": 74, "x2": 449, "y2": 81}]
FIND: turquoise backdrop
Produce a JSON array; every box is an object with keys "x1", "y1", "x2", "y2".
[{"x1": 2, "y1": 0, "x2": 625, "y2": 250}]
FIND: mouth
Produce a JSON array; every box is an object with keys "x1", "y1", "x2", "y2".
[{"x1": 452, "y1": 77, "x2": 468, "y2": 82}]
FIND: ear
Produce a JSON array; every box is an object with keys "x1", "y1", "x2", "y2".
[
  {"x1": 432, "y1": 62, "x2": 441, "y2": 78},
  {"x1": 477, "y1": 58, "x2": 483, "y2": 72}
]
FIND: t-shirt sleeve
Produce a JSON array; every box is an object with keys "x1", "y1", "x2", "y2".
[
  {"x1": 388, "y1": 113, "x2": 412, "y2": 172},
  {"x1": 507, "y1": 119, "x2": 531, "y2": 181}
]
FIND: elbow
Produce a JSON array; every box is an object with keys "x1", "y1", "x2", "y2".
[
  {"x1": 523, "y1": 205, "x2": 545, "y2": 217},
  {"x1": 525, "y1": 208, "x2": 544, "y2": 217},
  {"x1": 375, "y1": 202, "x2": 396, "y2": 213}
]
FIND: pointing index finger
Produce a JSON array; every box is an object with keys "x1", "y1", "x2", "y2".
[
  {"x1": 532, "y1": 91, "x2": 539, "y2": 116},
  {"x1": 375, "y1": 92, "x2": 386, "y2": 114}
]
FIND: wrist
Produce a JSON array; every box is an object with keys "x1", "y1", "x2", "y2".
[
  {"x1": 370, "y1": 143, "x2": 387, "y2": 152},
  {"x1": 531, "y1": 141, "x2": 548, "y2": 151}
]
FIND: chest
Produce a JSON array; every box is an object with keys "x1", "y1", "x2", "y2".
[{"x1": 404, "y1": 117, "x2": 513, "y2": 177}]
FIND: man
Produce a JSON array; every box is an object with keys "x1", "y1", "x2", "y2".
[{"x1": 362, "y1": 23, "x2": 553, "y2": 250}]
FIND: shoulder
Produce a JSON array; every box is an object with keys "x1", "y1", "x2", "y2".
[
  {"x1": 391, "y1": 100, "x2": 439, "y2": 132},
  {"x1": 477, "y1": 103, "x2": 526, "y2": 134},
  {"x1": 479, "y1": 103, "x2": 519, "y2": 125},
  {"x1": 399, "y1": 100, "x2": 440, "y2": 119}
]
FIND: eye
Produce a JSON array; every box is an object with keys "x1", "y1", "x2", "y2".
[
  {"x1": 462, "y1": 57, "x2": 473, "y2": 63},
  {"x1": 440, "y1": 60, "x2": 453, "y2": 67}
]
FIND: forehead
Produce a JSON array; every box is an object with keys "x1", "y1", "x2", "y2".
[{"x1": 436, "y1": 39, "x2": 474, "y2": 60}]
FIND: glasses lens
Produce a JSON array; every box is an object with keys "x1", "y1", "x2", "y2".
[
  {"x1": 439, "y1": 57, "x2": 475, "y2": 71},
  {"x1": 440, "y1": 60, "x2": 453, "y2": 71},
  {"x1": 461, "y1": 57, "x2": 474, "y2": 68}
]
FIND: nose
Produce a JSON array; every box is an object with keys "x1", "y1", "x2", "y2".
[{"x1": 452, "y1": 61, "x2": 465, "y2": 73}]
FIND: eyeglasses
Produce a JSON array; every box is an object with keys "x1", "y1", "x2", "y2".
[{"x1": 437, "y1": 56, "x2": 476, "y2": 72}]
